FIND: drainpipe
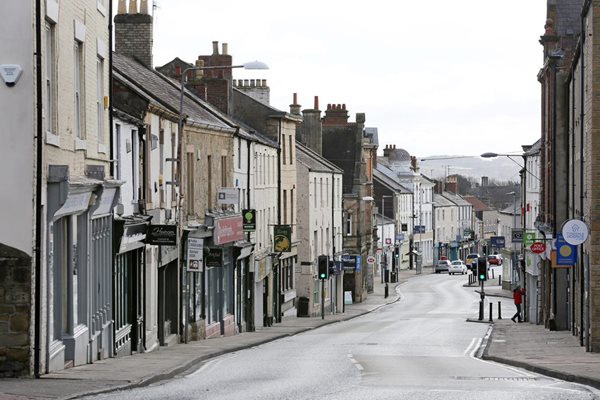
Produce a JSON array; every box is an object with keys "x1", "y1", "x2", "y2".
[
  {"x1": 34, "y1": 0, "x2": 43, "y2": 378},
  {"x1": 580, "y1": 2, "x2": 588, "y2": 348},
  {"x1": 276, "y1": 120, "x2": 282, "y2": 323}
]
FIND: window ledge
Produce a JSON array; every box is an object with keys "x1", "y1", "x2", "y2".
[
  {"x1": 46, "y1": 131, "x2": 60, "y2": 147},
  {"x1": 98, "y1": 143, "x2": 107, "y2": 154},
  {"x1": 75, "y1": 138, "x2": 87, "y2": 151}
]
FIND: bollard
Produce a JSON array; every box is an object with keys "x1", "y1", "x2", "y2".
[
  {"x1": 498, "y1": 301, "x2": 502, "y2": 319},
  {"x1": 492, "y1": 269, "x2": 495, "y2": 279},
  {"x1": 479, "y1": 301, "x2": 484, "y2": 321},
  {"x1": 489, "y1": 303, "x2": 493, "y2": 322},
  {"x1": 499, "y1": 275, "x2": 501, "y2": 286},
  {"x1": 384, "y1": 283, "x2": 389, "y2": 298}
]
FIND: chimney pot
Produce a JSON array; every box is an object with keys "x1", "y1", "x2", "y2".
[
  {"x1": 222, "y1": 43, "x2": 228, "y2": 55},
  {"x1": 128, "y1": 0, "x2": 137, "y2": 13},
  {"x1": 118, "y1": 0, "x2": 127, "y2": 14},
  {"x1": 212, "y1": 41, "x2": 219, "y2": 55},
  {"x1": 314, "y1": 96, "x2": 319, "y2": 110},
  {"x1": 293, "y1": 93, "x2": 297, "y2": 104},
  {"x1": 140, "y1": 0, "x2": 148, "y2": 14},
  {"x1": 261, "y1": 79, "x2": 267, "y2": 86}
]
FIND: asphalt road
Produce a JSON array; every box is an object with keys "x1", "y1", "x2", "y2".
[{"x1": 82, "y1": 272, "x2": 600, "y2": 400}]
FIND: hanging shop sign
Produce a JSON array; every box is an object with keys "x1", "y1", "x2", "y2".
[
  {"x1": 561, "y1": 219, "x2": 589, "y2": 246},
  {"x1": 530, "y1": 242, "x2": 546, "y2": 254},
  {"x1": 555, "y1": 233, "x2": 577, "y2": 267},
  {"x1": 216, "y1": 187, "x2": 239, "y2": 205},
  {"x1": 146, "y1": 224, "x2": 177, "y2": 246},
  {"x1": 205, "y1": 248, "x2": 223, "y2": 268},
  {"x1": 342, "y1": 254, "x2": 361, "y2": 273},
  {"x1": 186, "y1": 238, "x2": 204, "y2": 272},
  {"x1": 242, "y1": 209, "x2": 256, "y2": 231},
  {"x1": 273, "y1": 225, "x2": 292, "y2": 252}
]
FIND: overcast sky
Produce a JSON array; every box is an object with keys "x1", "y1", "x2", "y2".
[{"x1": 114, "y1": 0, "x2": 546, "y2": 158}]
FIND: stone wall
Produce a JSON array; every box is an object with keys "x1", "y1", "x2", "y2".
[{"x1": 0, "y1": 244, "x2": 32, "y2": 377}]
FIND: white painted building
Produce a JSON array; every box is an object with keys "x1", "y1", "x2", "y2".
[{"x1": 295, "y1": 142, "x2": 343, "y2": 316}]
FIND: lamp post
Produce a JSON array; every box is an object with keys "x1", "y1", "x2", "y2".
[{"x1": 177, "y1": 60, "x2": 268, "y2": 342}]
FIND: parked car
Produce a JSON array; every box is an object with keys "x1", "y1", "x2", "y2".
[
  {"x1": 487, "y1": 254, "x2": 502, "y2": 265},
  {"x1": 465, "y1": 253, "x2": 480, "y2": 269},
  {"x1": 435, "y1": 259, "x2": 452, "y2": 273},
  {"x1": 448, "y1": 260, "x2": 467, "y2": 275}
]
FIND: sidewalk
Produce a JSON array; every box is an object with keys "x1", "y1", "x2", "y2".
[
  {"x1": 4, "y1": 267, "x2": 600, "y2": 399},
  {"x1": 0, "y1": 269, "x2": 418, "y2": 400}
]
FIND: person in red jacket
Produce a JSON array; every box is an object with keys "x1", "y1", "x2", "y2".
[{"x1": 511, "y1": 286, "x2": 526, "y2": 323}]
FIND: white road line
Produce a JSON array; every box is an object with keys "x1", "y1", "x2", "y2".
[{"x1": 463, "y1": 338, "x2": 477, "y2": 356}]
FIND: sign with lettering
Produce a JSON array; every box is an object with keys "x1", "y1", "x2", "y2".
[
  {"x1": 146, "y1": 224, "x2": 177, "y2": 246},
  {"x1": 561, "y1": 219, "x2": 589, "y2": 246},
  {"x1": 273, "y1": 225, "x2": 292, "y2": 252},
  {"x1": 216, "y1": 188, "x2": 239, "y2": 205},
  {"x1": 186, "y1": 238, "x2": 203, "y2": 272},
  {"x1": 242, "y1": 209, "x2": 256, "y2": 231},
  {"x1": 206, "y1": 248, "x2": 223, "y2": 268},
  {"x1": 214, "y1": 216, "x2": 244, "y2": 245}
]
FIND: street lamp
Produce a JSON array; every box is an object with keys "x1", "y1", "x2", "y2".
[{"x1": 176, "y1": 60, "x2": 268, "y2": 342}]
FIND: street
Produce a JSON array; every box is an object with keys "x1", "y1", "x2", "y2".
[{"x1": 82, "y1": 271, "x2": 600, "y2": 400}]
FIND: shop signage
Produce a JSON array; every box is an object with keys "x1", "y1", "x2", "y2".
[
  {"x1": 186, "y1": 238, "x2": 204, "y2": 272},
  {"x1": 242, "y1": 209, "x2": 256, "y2": 231},
  {"x1": 401, "y1": 223, "x2": 408, "y2": 232},
  {"x1": 205, "y1": 248, "x2": 223, "y2": 268},
  {"x1": 146, "y1": 224, "x2": 177, "y2": 246},
  {"x1": 490, "y1": 236, "x2": 505, "y2": 248},
  {"x1": 511, "y1": 229, "x2": 524, "y2": 243},
  {"x1": 524, "y1": 231, "x2": 537, "y2": 247},
  {"x1": 556, "y1": 233, "x2": 577, "y2": 266},
  {"x1": 214, "y1": 216, "x2": 244, "y2": 245},
  {"x1": 216, "y1": 187, "x2": 239, "y2": 205},
  {"x1": 342, "y1": 254, "x2": 361, "y2": 273},
  {"x1": 273, "y1": 225, "x2": 292, "y2": 252},
  {"x1": 562, "y1": 219, "x2": 589, "y2": 246},
  {"x1": 414, "y1": 225, "x2": 425, "y2": 234},
  {"x1": 530, "y1": 242, "x2": 546, "y2": 254}
]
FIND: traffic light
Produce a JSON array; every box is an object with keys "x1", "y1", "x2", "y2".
[
  {"x1": 394, "y1": 245, "x2": 399, "y2": 259},
  {"x1": 318, "y1": 255, "x2": 329, "y2": 280},
  {"x1": 477, "y1": 257, "x2": 487, "y2": 281}
]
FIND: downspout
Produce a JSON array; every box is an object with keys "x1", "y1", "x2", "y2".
[
  {"x1": 109, "y1": 0, "x2": 114, "y2": 178},
  {"x1": 34, "y1": 0, "x2": 43, "y2": 378},
  {"x1": 246, "y1": 137, "x2": 251, "y2": 241},
  {"x1": 580, "y1": 3, "x2": 587, "y2": 348},
  {"x1": 552, "y1": 58, "x2": 558, "y2": 322},
  {"x1": 276, "y1": 120, "x2": 282, "y2": 323}
]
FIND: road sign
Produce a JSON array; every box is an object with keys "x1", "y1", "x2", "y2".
[
  {"x1": 490, "y1": 236, "x2": 505, "y2": 248},
  {"x1": 512, "y1": 229, "x2": 524, "y2": 243},
  {"x1": 367, "y1": 255, "x2": 376, "y2": 265},
  {"x1": 530, "y1": 242, "x2": 546, "y2": 254}
]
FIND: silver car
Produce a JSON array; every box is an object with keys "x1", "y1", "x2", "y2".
[{"x1": 448, "y1": 260, "x2": 467, "y2": 275}]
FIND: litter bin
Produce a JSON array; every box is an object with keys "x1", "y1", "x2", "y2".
[
  {"x1": 297, "y1": 297, "x2": 309, "y2": 317},
  {"x1": 390, "y1": 271, "x2": 397, "y2": 283}
]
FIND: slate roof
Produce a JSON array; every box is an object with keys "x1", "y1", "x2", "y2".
[
  {"x1": 113, "y1": 53, "x2": 231, "y2": 131},
  {"x1": 433, "y1": 193, "x2": 455, "y2": 207},
  {"x1": 296, "y1": 142, "x2": 343, "y2": 174}
]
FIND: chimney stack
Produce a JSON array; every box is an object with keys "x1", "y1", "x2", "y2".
[{"x1": 114, "y1": 0, "x2": 154, "y2": 68}]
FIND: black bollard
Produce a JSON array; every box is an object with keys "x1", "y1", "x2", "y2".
[
  {"x1": 384, "y1": 283, "x2": 389, "y2": 298},
  {"x1": 492, "y1": 269, "x2": 495, "y2": 279},
  {"x1": 499, "y1": 275, "x2": 501, "y2": 286},
  {"x1": 479, "y1": 301, "x2": 484, "y2": 321},
  {"x1": 498, "y1": 301, "x2": 502, "y2": 319},
  {"x1": 489, "y1": 303, "x2": 493, "y2": 322}
]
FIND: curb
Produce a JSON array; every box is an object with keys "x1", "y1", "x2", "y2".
[{"x1": 66, "y1": 291, "x2": 403, "y2": 400}]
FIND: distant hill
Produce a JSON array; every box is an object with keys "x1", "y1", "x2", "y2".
[{"x1": 418, "y1": 155, "x2": 521, "y2": 184}]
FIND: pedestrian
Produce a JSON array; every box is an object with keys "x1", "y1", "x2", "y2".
[{"x1": 511, "y1": 285, "x2": 525, "y2": 323}]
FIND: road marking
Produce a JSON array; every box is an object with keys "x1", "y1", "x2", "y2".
[
  {"x1": 348, "y1": 353, "x2": 364, "y2": 371},
  {"x1": 463, "y1": 338, "x2": 477, "y2": 356}
]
